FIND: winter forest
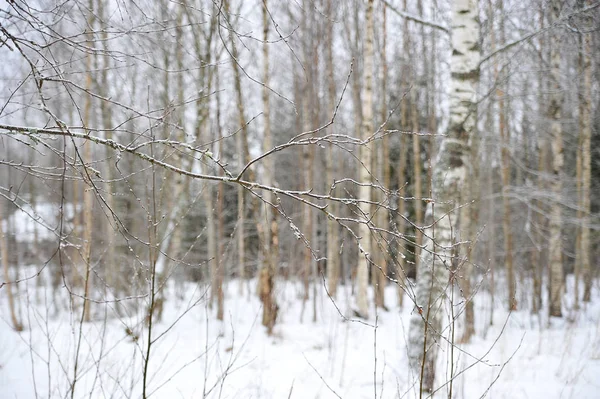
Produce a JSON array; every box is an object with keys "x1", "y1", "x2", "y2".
[{"x1": 1, "y1": 0, "x2": 599, "y2": 397}]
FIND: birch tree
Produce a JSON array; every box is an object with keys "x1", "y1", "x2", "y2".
[
  {"x1": 356, "y1": 0, "x2": 375, "y2": 319},
  {"x1": 408, "y1": 0, "x2": 480, "y2": 392},
  {"x1": 548, "y1": 0, "x2": 564, "y2": 318}
]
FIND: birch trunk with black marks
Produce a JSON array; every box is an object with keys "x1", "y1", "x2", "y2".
[
  {"x1": 548, "y1": 0, "x2": 564, "y2": 318},
  {"x1": 408, "y1": 0, "x2": 479, "y2": 392}
]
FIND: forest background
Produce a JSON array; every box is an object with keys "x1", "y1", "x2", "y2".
[{"x1": 1, "y1": 0, "x2": 599, "y2": 397}]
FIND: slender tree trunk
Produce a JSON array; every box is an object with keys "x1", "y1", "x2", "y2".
[
  {"x1": 257, "y1": 0, "x2": 278, "y2": 333},
  {"x1": 531, "y1": 8, "x2": 547, "y2": 314},
  {"x1": 373, "y1": 2, "x2": 389, "y2": 310},
  {"x1": 574, "y1": 36, "x2": 584, "y2": 310},
  {"x1": 152, "y1": 4, "x2": 187, "y2": 297},
  {"x1": 356, "y1": 0, "x2": 375, "y2": 319},
  {"x1": 81, "y1": 8, "x2": 96, "y2": 322},
  {"x1": 301, "y1": 72, "x2": 313, "y2": 309},
  {"x1": 396, "y1": 0, "x2": 410, "y2": 307},
  {"x1": 206, "y1": 179, "x2": 218, "y2": 315},
  {"x1": 487, "y1": 146, "x2": 497, "y2": 323},
  {"x1": 460, "y1": 72, "x2": 481, "y2": 342},
  {"x1": 499, "y1": 20, "x2": 516, "y2": 313},
  {"x1": 412, "y1": 1, "x2": 424, "y2": 261},
  {"x1": 299, "y1": 0, "x2": 317, "y2": 321},
  {"x1": 309, "y1": 19, "x2": 320, "y2": 324},
  {"x1": 1, "y1": 202, "x2": 23, "y2": 331},
  {"x1": 490, "y1": 0, "x2": 516, "y2": 311},
  {"x1": 532, "y1": 142, "x2": 547, "y2": 313},
  {"x1": 224, "y1": 0, "x2": 250, "y2": 295},
  {"x1": 428, "y1": 0, "x2": 439, "y2": 182},
  {"x1": 548, "y1": 0, "x2": 564, "y2": 318},
  {"x1": 408, "y1": 0, "x2": 480, "y2": 392},
  {"x1": 411, "y1": 94, "x2": 423, "y2": 255},
  {"x1": 214, "y1": 65, "x2": 225, "y2": 322},
  {"x1": 345, "y1": 0, "x2": 363, "y2": 300},
  {"x1": 580, "y1": 1, "x2": 592, "y2": 303},
  {"x1": 459, "y1": 176, "x2": 474, "y2": 342},
  {"x1": 170, "y1": 4, "x2": 187, "y2": 287},
  {"x1": 325, "y1": 0, "x2": 340, "y2": 299},
  {"x1": 96, "y1": 0, "x2": 117, "y2": 296}
]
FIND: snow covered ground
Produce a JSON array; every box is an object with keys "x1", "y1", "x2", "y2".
[{"x1": 1, "y1": 273, "x2": 599, "y2": 398}]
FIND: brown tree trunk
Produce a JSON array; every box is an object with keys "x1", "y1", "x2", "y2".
[
  {"x1": 258, "y1": 0, "x2": 278, "y2": 333},
  {"x1": 81, "y1": 8, "x2": 96, "y2": 322},
  {"x1": 396, "y1": 0, "x2": 410, "y2": 307},
  {"x1": 373, "y1": 2, "x2": 389, "y2": 310},
  {"x1": 215, "y1": 66, "x2": 225, "y2": 322},
  {"x1": 412, "y1": 0, "x2": 425, "y2": 262},
  {"x1": 325, "y1": 0, "x2": 340, "y2": 299},
  {"x1": 580, "y1": 1, "x2": 593, "y2": 303}
]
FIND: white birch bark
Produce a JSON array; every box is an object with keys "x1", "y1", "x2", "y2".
[
  {"x1": 356, "y1": 0, "x2": 375, "y2": 319},
  {"x1": 548, "y1": 0, "x2": 564, "y2": 318},
  {"x1": 408, "y1": 0, "x2": 479, "y2": 392}
]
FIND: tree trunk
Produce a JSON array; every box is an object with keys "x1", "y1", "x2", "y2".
[
  {"x1": 170, "y1": 3, "x2": 187, "y2": 289},
  {"x1": 325, "y1": 0, "x2": 340, "y2": 299},
  {"x1": 580, "y1": 1, "x2": 592, "y2": 303},
  {"x1": 459, "y1": 176, "x2": 474, "y2": 342},
  {"x1": 355, "y1": 0, "x2": 375, "y2": 319},
  {"x1": 1, "y1": 202, "x2": 23, "y2": 331},
  {"x1": 412, "y1": 1, "x2": 425, "y2": 262},
  {"x1": 81, "y1": 9, "x2": 96, "y2": 322},
  {"x1": 408, "y1": 0, "x2": 480, "y2": 392},
  {"x1": 258, "y1": 0, "x2": 278, "y2": 334},
  {"x1": 411, "y1": 91, "x2": 423, "y2": 258},
  {"x1": 96, "y1": 0, "x2": 117, "y2": 296},
  {"x1": 490, "y1": 0, "x2": 516, "y2": 311},
  {"x1": 373, "y1": 2, "x2": 389, "y2": 310},
  {"x1": 548, "y1": 0, "x2": 564, "y2": 318},
  {"x1": 396, "y1": 0, "x2": 410, "y2": 308},
  {"x1": 531, "y1": 8, "x2": 547, "y2": 314},
  {"x1": 224, "y1": 0, "x2": 250, "y2": 296}
]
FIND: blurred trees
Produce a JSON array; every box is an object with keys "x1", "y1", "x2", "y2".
[{"x1": 0, "y1": 0, "x2": 599, "y2": 393}]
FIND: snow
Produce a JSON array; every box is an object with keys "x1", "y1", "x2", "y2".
[
  {"x1": 1, "y1": 273, "x2": 599, "y2": 398},
  {"x1": 2, "y1": 202, "x2": 78, "y2": 243}
]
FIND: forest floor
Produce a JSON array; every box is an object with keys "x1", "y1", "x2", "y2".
[{"x1": 1, "y1": 272, "x2": 599, "y2": 398}]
